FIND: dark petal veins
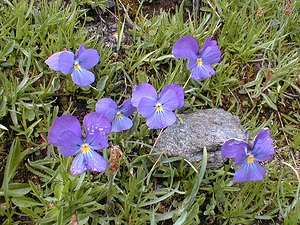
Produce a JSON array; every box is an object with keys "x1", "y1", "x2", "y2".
[
  {"x1": 234, "y1": 161, "x2": 266, "y2": 183},
  {"x1": 71, "y1": 68, "x2": 95, "y2": 86},
  {"x1": 85, "y1": 150, "x2": 108, "y2": 172},
  {"x1": 119, "y1": 99, "x2": 135, "y2": 117},
  {"x1": 70, "y1": 153, "x2": 87, "y2": 175},
  {"x1": 146, "y1": 109, "x2": 177, "y2": 129},
  {"x1": 191, "y1": 64, "x2": 216, "y2": 81},
  {"x1": 112, "y1": 116, "x2": 133, "y2": 132}
]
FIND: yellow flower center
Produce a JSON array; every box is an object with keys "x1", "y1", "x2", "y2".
[
  {"x1": 116, "y1": 112, "x2": 122, "y2": 119},
  {"x1": 74, "y1": 63, "x2": 80, "y2": 70},
  {"x1": 246, "y1": 155, "x2": 254, "y2": 163},
  {"x1": 197, "y1": 58, "x2": 203, "y2": 66},
  {"x1": 81, "y1": 144, "x2": 91, "y2": 153},
  {"x1": 155, "y1": 103, "x2": 163, "y2": 112}
]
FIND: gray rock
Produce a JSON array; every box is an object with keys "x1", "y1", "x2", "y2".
[{"x1": 155, "y1": 108, "x2": 246, "y2": 168}]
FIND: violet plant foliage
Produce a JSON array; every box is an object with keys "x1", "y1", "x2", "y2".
[
  {"x1": 95, "y1": 98, "x2": 134, "y2": 132},
  {"x1": 221, "y1": 128, "x2": 275, "y2": 183},
  {"x1": 45, "y1": 44, "x2": 100, "y2": 86},
  {"x1": 131, "y1": 83, "x2": 184, "y2": 129},
  {"x1": 172, "y1": 36, "x2": 221, "y2": 81},
  {"x1": 48, "y1": 112, "x2": 111, "y2": 175}
]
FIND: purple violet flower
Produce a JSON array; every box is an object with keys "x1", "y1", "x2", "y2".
[
  {"x1": 45, "y1": 44, "x2": 100, "y2": 86},
  {"x1": 95, "y1": 98, "x2": 134, "y2": 132},
  {"x1": 221, "y1": 128, "x2": 275, "y2": 183},
  {"x1": 172, "y1": 36, "x2": 221, "y2": 81},
  {"x1": 48, "y1": 112, "x2": 111, "y2": 175},
  {"x1": 131, "y1": 83, "x2": 184, "y2": 129}
]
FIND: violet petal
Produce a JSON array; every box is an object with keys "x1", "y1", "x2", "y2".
[
  {"x1": 172, "y1": 36, "x2": 199, "y2": 59},
  {"x1": 191, "y1": 63, "x2": 216, "y2": 80},
  {"x1": 187, "y1": 58, "x2": 198, "y2": 70},
  {"x1": 159, "y1": 89, "x2": 180, "y2": 111},
  {"x1": 160, "y1": 84, "x2": 185, "y2": 109},
  {"x1": 202, "y1": 37, "x2": 219, "y2": 52},
  {"x1": 45, "y1": 51, "x2": 63, "y2": 71},
  {"x1": 137, "y1": 97, "x2": 156, "y2": 118},
  {"x1": 59, "y1": 131, "x2": 83, "y2": 156},
  {"x1": 59, "y1": 51, "x2": 74, "y2": 74},
  {"x1": 86, "y1": 131, "x2": 109, "y2": 150},
  {"x1": 119, "y1": 99, "x2": 135, "y2": 117},
  {"x1": 252, "y1": 128, "x2": 274, "y2": 162},
  {"x1": 131, "y1": 83, "x2": 157, "y2": 108},
  {"x1": 77, "y1": 49, "x2": 100, "y2": 69},
  {"x1": 48, "y1": 115, "x2": 82, "y2": 146},
  {"x1": 201, "y1": 45, "x2": 221, "y2": 65},
  {"x1": 146, "y1": 110, "x2": 177, "y2": 129},
  {"x1": 83, "y1": 112, "x2": 112, "y2": 136},
  {"x1": 221, "y1": 139, "x2": 250, "y2": 165},
  {"x1": 85, "y1": 150, "x2": 108, "y2": 172},
  {"x1": 234, "y1": 161, "x2": 266, "y2": 183},
  {"x1": 71, "y1": 67, "x2": 95, "y2": 86},
  {"x1": 95, "y1": 98, "x2": 118, "y2": 122},
  {"x1": 76, "y1": 44, "x2": 86, "y2": 58},
  {"x1": 71, "y1": 153, "x2": 87, "y2": 175},
  {"x1": 112, "y1": 116, "x2": 133, "y2": 132}
]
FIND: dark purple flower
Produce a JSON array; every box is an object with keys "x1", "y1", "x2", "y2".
[
  {"x1": 48, "y1": 112, "x2": 111, "y2": 175},
  {"x1": 221, "y1": 128, "x2": 275, "y2": 183},
  {"x1": 95, "y1": 98, "x2": 134, "y2": 132},
  {"x1": 172, "y1": 36, "x2": 221, "y2": 81},
  {"x1": 131, "y1": 83, "x2": 184, "y2": 129},
  {"x1": 45, "y1": 44, "x2": 100, "y2": 86}
]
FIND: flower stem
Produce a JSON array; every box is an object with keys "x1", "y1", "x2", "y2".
[
  {"x1": 150, "y1": 128, "x2": 164, "y2": 154},
  {"x1": 183, "y1": 74, "x2": 192, "y2": 90},
  {"x1": 106, "y1": 170, "x2": 114, "y2": 215}
]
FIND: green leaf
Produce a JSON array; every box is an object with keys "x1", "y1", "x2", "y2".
[
  {"x1": 261, "y1": 93, "x2": 277, "y2": 110},
  {"x1": 137, "y1": 71, "x2": 149, "y2": 83},
  {"x1": 147, "y1": 54, "x2": 173, "y2": 62},
  {"x1": 96, "y1": 75, "x2": 109, "y2": 92},
  {"x1": 74, "y1": 172, "x2": 86, "y2": 191},
  {"x1": 117, "y1": 18, "x2": 126, "y2": 51},
  {"x1": 133, "y1": 183, "x2": 182, "y2": 207},
  {"x1": 24, "y1": 109, "x2": 35, "y2": 121},
  {"x1": 292, "y1": 133, "x2": 300, "y2": 151},
  {"x1": 129, "y1": 50, "x2": 157, "y2": 73},
  {"x1": 6, "y1": 183, "x2": 31, "y2": 196},
  {"x1": 2, "y1": 138, "x2": 21, "y2": 202},
  {"x1": 54, "y1": 184, "x2": 64, "y2": 200},
  {"x1": 57, "y1": 207, "x2": 63, "y2": 225},
  {"x1": 2, "y1": 138, "x2": 35, "y2": 203},
  {"x1": 181, "y1": 147, "x2": 207, "y2": 210},
  {"x1": 0, "y1": 95, "x2": 7, "y2": 118},
  {"x1": 2, "y1": 40, "x2": 15, "y2": 57},
  {"x1": 173, "y1": 211, "x2": 188, "y2": 225},
  {"x1": 0, "y1": 124, "x2": 8, "y2": 131},
  {"x1": 20, "y1": 207, "x2": 39, "y2": 219},
  {"x1": 11, "y1": 196, "x2": 43, "y2": 208}
]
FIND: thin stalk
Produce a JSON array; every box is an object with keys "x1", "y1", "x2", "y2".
[{"x1": 106, "y1": 170, "x2": 115, "y2": 216}]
